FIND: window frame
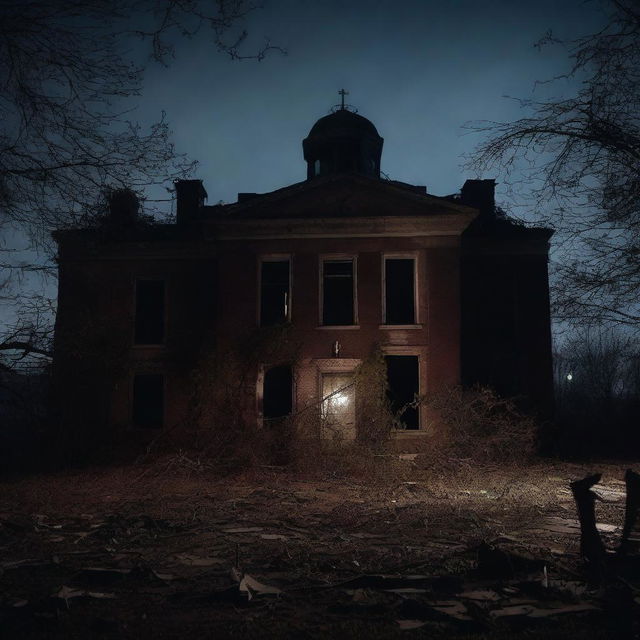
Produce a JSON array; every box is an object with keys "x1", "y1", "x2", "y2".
[
  {"x1": 257, "y1": 254, "x2": 292, "y2": 327},
  {"x1": 319, "y1": 254, "x2": 358, "y2": 328},
  {"x1": 133, "y1": 277, "x2": 167, "y2": 347},
  {"x1": 381, "y1": 252, "x2": 419, "y2": 327}
]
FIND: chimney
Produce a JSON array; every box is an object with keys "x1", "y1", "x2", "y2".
[
  {"x1": 460, "y1": 179, "x2": 496, "y2": 219},
  {"x1": 175, "y1": 180, "x2": 207, "y2": 226},
  {"x1": 107, "y1": 188, "x2": 139, "y2": 226}
]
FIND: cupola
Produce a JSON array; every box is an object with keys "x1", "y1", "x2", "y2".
[{"x1": 303, "y1": 94, "x2": 383, "y2": 180}]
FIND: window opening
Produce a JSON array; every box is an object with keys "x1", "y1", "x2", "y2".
[
  {"x1": 263, "y1": 365, "x2": 293, "y2": 420},
  {"x1": 132, "y1": 374, "x2": 164, "y2": 428},
  {"x1": 322, "y1": 259, "x2": 354, "y2": 325},
  {"x1": 134, "y1": 280, "x2": 165, "y2": 344},
  {"x1": 385, "y1": 258, "x2": 415, "y2": 324},
  {"x1": 261, "y1": 260, "x2": 290, "y2": 326},
  {"x1": 385, "y1": 355, "x2": 419, "y2": 429}
]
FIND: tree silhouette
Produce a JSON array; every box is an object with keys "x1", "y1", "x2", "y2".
[
  {"x1": 469, "y1": 0, "x2": 640, "y2": 329},
  {"x1": 0, "y1": 0, "x2": 282, "y2": 373}
]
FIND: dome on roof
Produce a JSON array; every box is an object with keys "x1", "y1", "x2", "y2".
[
  {"x1": 307, "y1": 109, "x2": 381, "y2": 139},
  {"x1": 303, "y1": 108, "x2": 384, "y2": 180}
]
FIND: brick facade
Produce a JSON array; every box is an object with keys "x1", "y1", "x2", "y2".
[{"x1": 51, "y1": 109, "x2": 553, "y2": 454}]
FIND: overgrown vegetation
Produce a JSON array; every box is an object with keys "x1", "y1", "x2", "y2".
[
  {"x1": 419, "y1": 386, "x2": 538, "y2": 468},
  {"x1": 143, "y1": 338, "x2": 539, "y2": 481},
  {"x1": 144, "y1": 324, "x2": 304, "y2": 468},
  {"x1": 2, "y1": 317, "x2": 541, "y2": 478}
]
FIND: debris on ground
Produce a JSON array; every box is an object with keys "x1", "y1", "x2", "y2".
[{"x1": 1, "y1": 459, "x2": 638, "y2": 638}]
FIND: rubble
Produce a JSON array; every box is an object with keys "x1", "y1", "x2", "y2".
[{"x1": 1, "y1": 459, "x2": 638, "y2": 638}]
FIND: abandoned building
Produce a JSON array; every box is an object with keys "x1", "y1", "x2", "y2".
[{"x1": 52, "y1": 104, "x2": 553, "y2": 449}]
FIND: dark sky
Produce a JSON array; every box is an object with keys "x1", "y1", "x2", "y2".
[{"x1": 137, "y1": 0, "x2": 608, "y2": 212}]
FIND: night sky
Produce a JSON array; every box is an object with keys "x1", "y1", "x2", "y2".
[{"x1": 136, "y1": 0, "x2": 608, "y2": 213}]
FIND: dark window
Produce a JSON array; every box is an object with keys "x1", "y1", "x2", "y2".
[
  {"x1": 263, "y1": 365, "x2": 293, "y2": 420},
  {"x1": 132, "y1": 374, "x2": 164, "y2": 428},
  {"x1": 385, "y1": 258, "x2": 415, "y2": 324},
  {"x1": 385, "y1": 355, "x2": 420, "y2": 430},
  {"x1": 260, "y1": 261, "x2": 290, "y2": 327},
  {"x1": 135, "y1": 280, "x2": 165, "y2": 344},
  {"x1": 323, "y1": 260, "x2": 354, "y2": 325}
]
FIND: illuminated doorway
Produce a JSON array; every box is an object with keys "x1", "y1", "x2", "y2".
[{"x1": 321, "y1": 373, "x2": 355, "y2": 440}]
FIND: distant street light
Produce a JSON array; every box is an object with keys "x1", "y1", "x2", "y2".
[{"x1": 567, "y1": 373, "x2": 573, "y2": 381}]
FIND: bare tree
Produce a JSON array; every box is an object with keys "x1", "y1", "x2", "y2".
[
  {"x1": 468, "y1": 0, "x2": 640, "y2": 329},
  {"x1": 0, "y1": 0, "x2": 279, "y2": 242},
  {"x1": 0, "y1": 0, "x2": 281, "y2": 373},
  {"x1": 562, "y1": 328, "x2": 630, "y2": 402},
  {"x1": 553, "y1": 327, "x2": 639, "y2": 455}
]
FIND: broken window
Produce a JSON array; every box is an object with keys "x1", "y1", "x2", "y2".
[
  {"x1": 384, "y1": 258, "x2": 415, "y2": 325},
  {"x1": 263, "y1": 365, "x2": 293, "y2": 420},
  {"x1": 132, "y1": 374, "x2": 164, "y2": 428},
  {"x1": 134, "y1": 280, "x2": 165, "y2": 344},
  {"x1": 322, "y1": 259, "x2": 355, "y2": 325},
  {"x1": 260, "y1": 260, "x2": 290, "y2": 327},
  {"x1": 385, "y1": 355, "x2": 420, "y2": 429},
  {"x1": 321, "y1": 373, "x2": 356, "y2": 439}
]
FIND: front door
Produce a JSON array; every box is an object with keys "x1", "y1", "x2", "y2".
[{"x1": 321, "y1": 373, "x2": 355, "y2": 440}]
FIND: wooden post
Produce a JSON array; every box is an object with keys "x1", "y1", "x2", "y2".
[{"x1": 570, "y1": 473, "x2": 606, "y2": 577}]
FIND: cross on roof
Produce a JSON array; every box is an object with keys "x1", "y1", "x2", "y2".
[{"x1": 338, "y1": 88, "x2": 349, "y2": 110}]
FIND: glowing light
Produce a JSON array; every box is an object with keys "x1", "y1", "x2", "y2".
[
  {"x1": 332, "y1": 393, "x2": 348, "y2": 406},
  {"x1": 566, "y1": 373, "x2": 573, "y2": 381}
]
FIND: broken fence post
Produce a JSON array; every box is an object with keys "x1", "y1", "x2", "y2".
[{"x1": 570, "y1": 473, "x2": 606, "y2": 576}]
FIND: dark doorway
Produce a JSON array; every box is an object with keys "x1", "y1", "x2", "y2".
[
  {"x1": 132, "y1": 374, "x2": 164, "y2": 428},
  {"x1": 385, "y1": 258, "x2": 415, "y2": 324},
  {"x1": 385, "y1": 355, "x2": 419, "y2": 429},
  {"x1": 260, "y1": 261, "x2": 290, "y2": 326},
  {"x1": 134, "y1": 280, "x2": 165, "y2": 344},
  {"x1": 263, "y1": 365, "x2": 293, "y2": 420},
  {"x1": 323, "y1": 260, "x2": 354, "y2": 325}
]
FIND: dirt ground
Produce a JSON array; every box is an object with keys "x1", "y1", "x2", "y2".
[{"x1": 1, "y1": 456, "x2": 639, "y2": 639}]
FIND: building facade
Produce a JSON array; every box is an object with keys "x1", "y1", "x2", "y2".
[{"x1": 52, "y1": 107, "x2": 553, "y2": 452}]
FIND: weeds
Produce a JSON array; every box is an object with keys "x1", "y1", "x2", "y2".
[
  {"x1": 418, "y1": 385, "x2": 538, "y2": 468},
  {"x1": 141, "y1": 331, "x2": 538, "y2": 483}
]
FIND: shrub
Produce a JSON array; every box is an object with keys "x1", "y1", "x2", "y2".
[{"x1": 418, "y1": 385, "x2": 538, "y2": 467}]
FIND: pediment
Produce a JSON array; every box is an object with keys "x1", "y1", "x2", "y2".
[{"x1": 203, "y1": 173, "x2": 476, "y2": 221}]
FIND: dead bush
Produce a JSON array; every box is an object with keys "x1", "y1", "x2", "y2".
[
  {"x1": 354, "y1": 347, "x2": 395, "y2": 451},
  {"x1": 289, "y1": 437, "x2": 406, "y2": 484},
  {"x1": 277, "y1": 347, "x2": 403, "y2": 483},
  {"x1": 417, "y1": 385, "x2": 538, "y2": 468},
  {"x1": 166, "y1": 324, "x2": 302, "y2": 468}
]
